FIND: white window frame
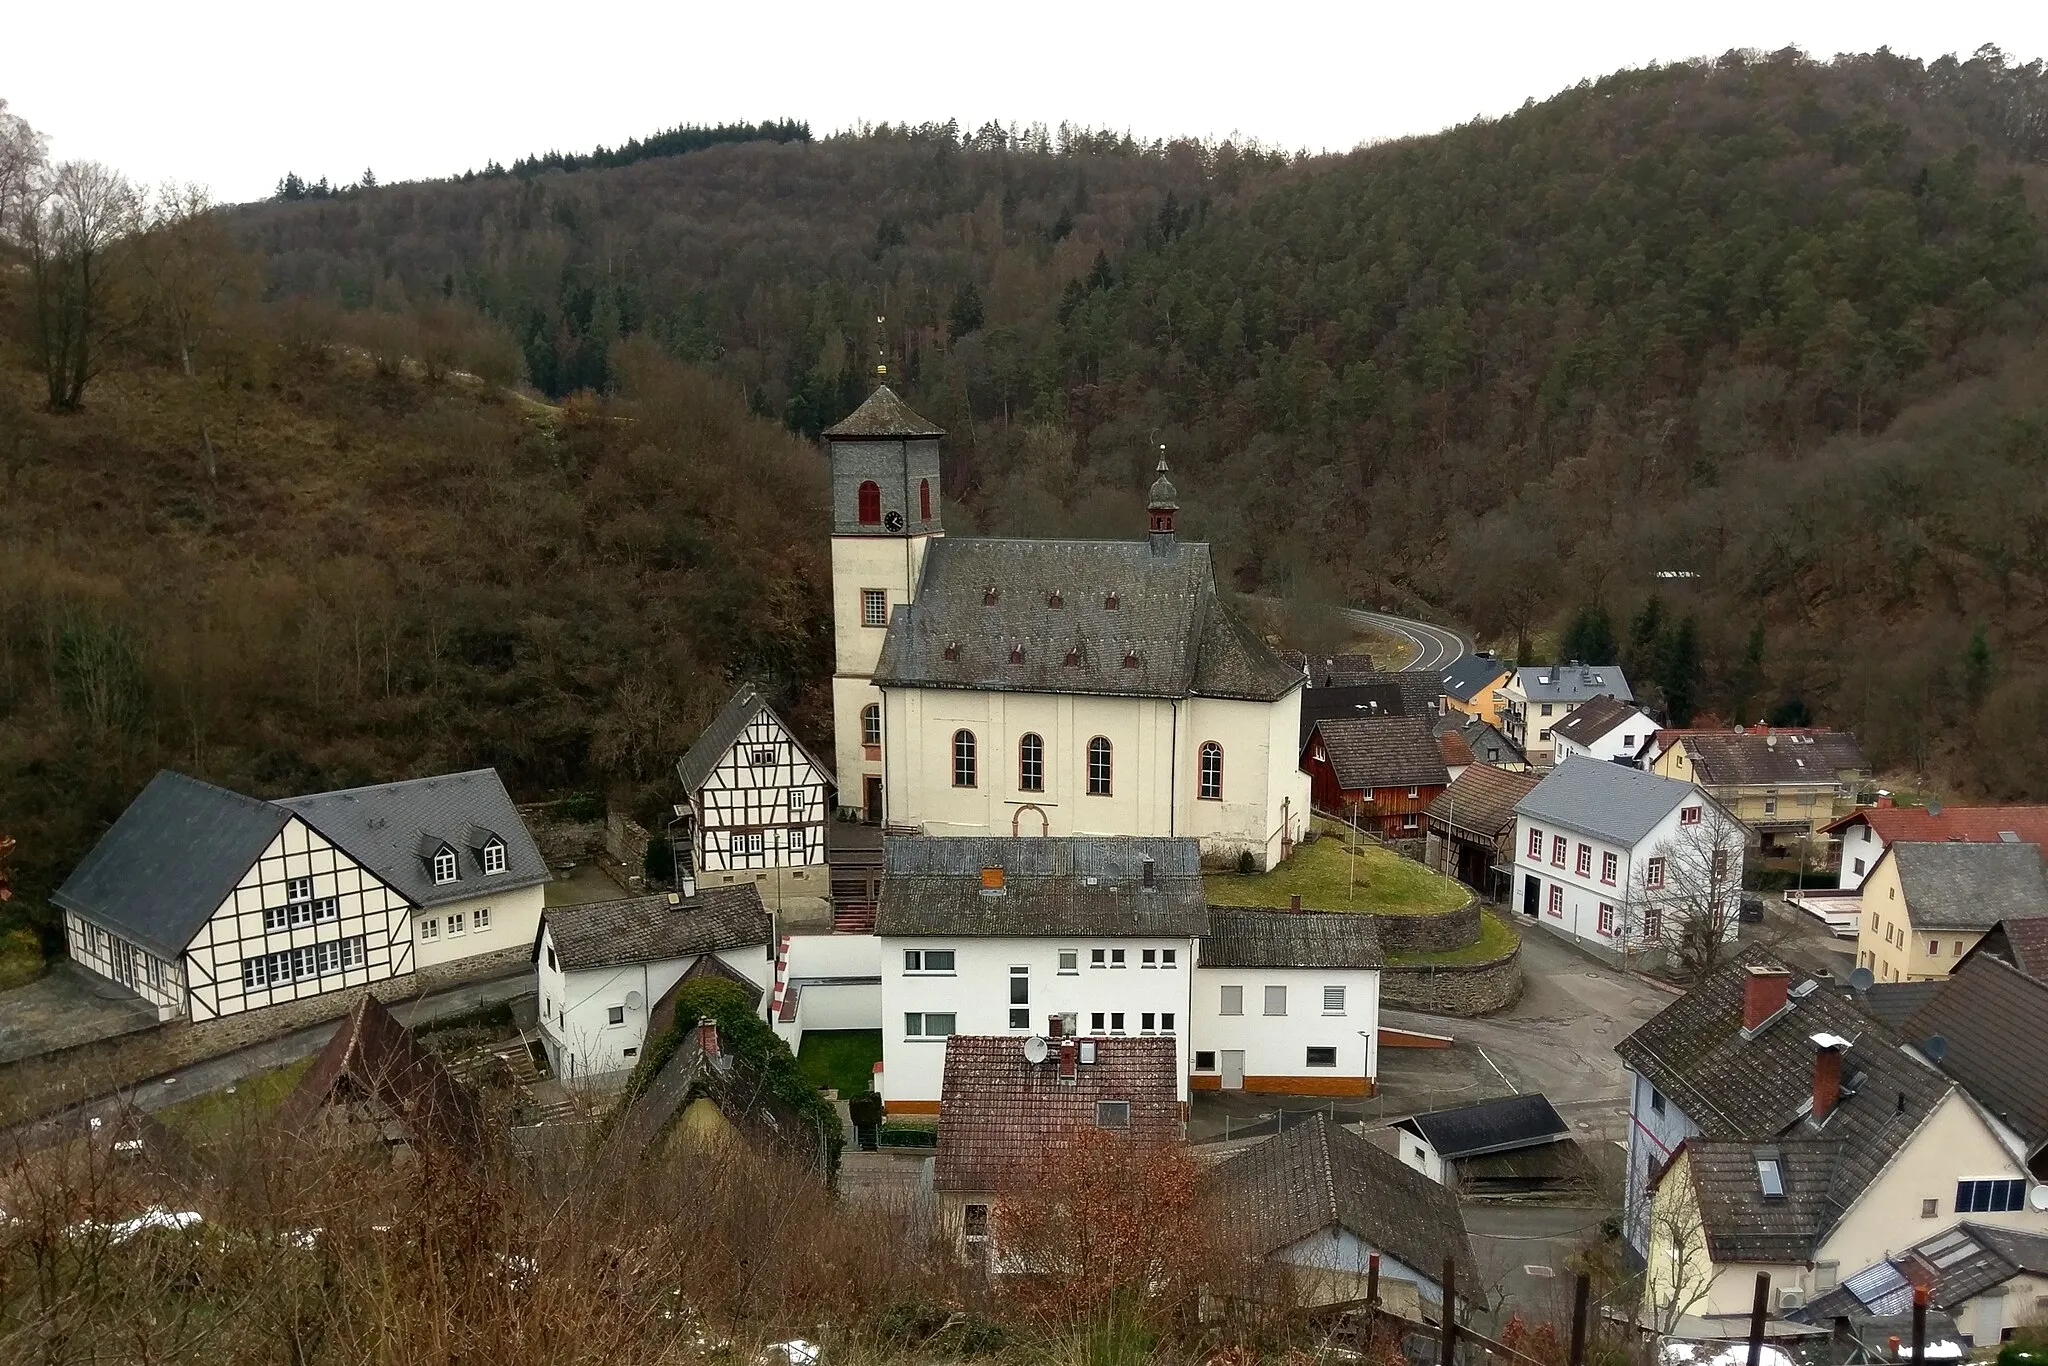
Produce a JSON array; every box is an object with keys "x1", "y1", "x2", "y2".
[
  {"x1": 446, "y1": 911, "x2": 465, "y2": 936},
  {"x1": 482, "y1": 840, "x2": 507, "y2": 875},
  {"x1": 787, "y1": 788, "x2": 805, "y2": 820},
  {"x1": 433, "y1": 847, "x2": 459, "y2": 885},
  {"x1": 1220, "y1": 984, "x2": 1243, "y2": 1016},
  {"x1": 860, "y1": 588, "x2": 888, "y2": 628},
  {"x1": 1264, "y1": 984, "x2": 1287, "y2": 1017},
  {"x1": 419, "y1": 917, "x2": 439, "y2": 941},
  {"x1": 474, "y1": 907, "x2": 491, "y2": 931},
  {"x1": 904, "y1": 949, "x2": 956, "y2": 974},
  {"x1": 1323, "y1": 985, "x2": 1346, "y2": 1014},
  {"x1": 1058, "y1": 949, "x2": 1078, "y2": 973},
  {"x1": 904, "y1": 1012, "x2": 956, "y2": 1039},
  {"x1": 1198, "y1": 742, "x2": 1223, "y2": 801}
]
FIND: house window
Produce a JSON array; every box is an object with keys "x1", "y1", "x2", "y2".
[
  {"x1": 1547, "y1": 886, "x2": 1563, "y2": 918},
  {"x1": 862, "y1": 704, "x2": 882, "y2": 748},
  {"x1": 1221, "y1": 984, "x2": 1243, "y2": 1015},
  {"x1": 606, "y1": 1005, "x2": 625, "y2": 1026},
  {"x1": 1576, "y1": 844, "x2": 1592, "y2": 877},
  {"x1": 1058, "y1": 950, "x2": 1078, "y2": 973},
  {"x1": 433, "y1": 847, "x2": 458, "y2": 884},
  {"x1": 953, "y1": 730, "x2": 977, "y2": 787},
  {"x1": 1956, "y1": 1179, "x2": 2026, "y2": 1213},
  {"x1": 1756, "y1": 1157, "x2": 1785, "y2": 1199},
  {"x1": 1641, "y1": 908, "x2": 1662, "y2": 939},
  {"x1": 1403, "y1": 812, "x2": 1420, "y2": 831},
  {"x1": 1763, "y1": 796, "x2": 1778, "y2": 815},
  {"x1": 1161, "y1": 948, "x2": 1176, "y2": 967},
  {"x1": 1712, "y1": 849, "x2": 1730, "y2": 879},
  {"x1": 1681, "y1": 806, "x2": 1702, "y2": 826},
  {"x1": 1198, "y1": 742, "x2": 1223, "y2": 800},
  {"x1": 1140, "y1": 1011, "x2": 1156, "y2": 1032},
  {"x1": 1551, "y1": 835, "x2": 1567, "y2": 867},
  {"x1": 1601, "y1": 851, "x2": 1618, "y2": 885},
  {"x1": 1853, "y1": 857, "x2": 1865, "y2": 875},
  {"x1": 1650, "y1": 1087, "x2": 1666, "y2": 1116},
  {"x1": 1090, "y1": 948, "x2": 1106, "y2": 967},
  {"x1": 1009, "y1": 966, "x2": 1030, "y2": 1030},
  {"x1": 546, "y1": 943, "x2": 555, "y2": 970},
  {"x1": 1922, "y1": 1198, "x2": 1939, "y2": 1219},
  {"x1": 482, "y1": 839, "x2": 507, "y2": 875},
  {"x1": 787, "y1": 789, "x2": 805, "y2": 821},
  {"x1": 446, "y1": 911, "x2": 465, "y2": 936},
  {"x1": 286, "y1": 875, "x2": 313, "y2": 903},
  {"x1": 860, "y1": 588, "x2": 887, "y2": 627},
  {"x1": 1142, "y1": 949, "x2": 1157, "y2": 967},
  {"x1": 1018, "y1": 733, "x2": 1044, "y2": 792},
  {"x1": 1407, "y1": 786, "x2": 1420, "y2": 800},
  {"x1": 963, "y1": 1203, "x2": 990, "y2": 1241},
  {"x1": 1110, "y1": 1011, "x2": 1126, "y2": 1032},
  {"x1": 419, "y1": 918, "x2": 439, "y2": 941},
  {"x1": 1645, "y1": 857, "x2": 1666, "y2": 889},
  {"x1": 1540, "y1": 703, "x2": 1553, "y2": 717},
  {"x1": 919, "y1": 478, "x2": 932, "y2": 522},
  {"x1": 857, "y1": 480, "x2": 881, "y2": 525},
  {"x1": 1110, "y1": 948, "x2": 1126, "y2": 967},
  {"x1": 904, "y1": 1012, "x2": 956, "y2": 1038},
  {"x1": 1598, "y1": 903, "x2": 1615, "y2": 936},
  {"x1": 1323, "y1": 986, "x2": 1346, "y2": 1014},
  {"x1": 1161, "y1": 1011, "x2": 1176, "y2": 1032},
  {"x1": 1091, "y1": 1011, "x2": 1105, "y2": 1032},
  {"x1": 1087, "y1": 737, "x2": 1113, "y2": 796},
  {"x1": 1306, "y1": 1047, "x2": 1338, "y2": 1068},
  {"x1": 1096, "y1": 1100, "x2": 1131, "y2": 1129},
  {"x1": 1195, "y1": 1051, "x2": 1217, "y2": 1071},
  {"x1": 1263, "y1": 985, "x2": 1287, "y2": 1016},
  {"x1": 903, "y1": 949, "x2": 956, "y2": 973},
  {"x1": 1528, "y1": 827, "x2": 1543, "y2": 859}
]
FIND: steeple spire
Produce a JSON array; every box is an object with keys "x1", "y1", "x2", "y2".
[{"x1": 1147, "y1": 446, "x2": 1178, "y2": 554}]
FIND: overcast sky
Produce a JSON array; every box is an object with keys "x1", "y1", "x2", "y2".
[{"x1": 4, "y1": 0, "x2": 2045, "y2": 205}]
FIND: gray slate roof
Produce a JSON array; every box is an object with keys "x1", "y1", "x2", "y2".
[
  {"x1": 54, "y1": 770, "x2": 290, "y2": 960},
  {"x1": 1855, "y1": 981, "x2": 1944, "y2": 1032},
  {"x1": 1669, "y1": 729, "x2": 1870, "y2": 785},
  {"x1": 540, "y1": 887, "x2": 770, "y2": 972},
  {"x1": 1308, "y1": 714, "x2": 1450, "y2": 792},
  {"x1": 279, "y1": 769, "x2": 548, "y2": 910},
  {"x1": 1905, "y1": 953, "x2": 2048, "y2": 1168},
  {"x1": 1515, "y1": 757, "x2": 1702, "y2": 848},
  {"x1": 1438, "y1": 652, "x2": 1511, "y2": 705},
  {"x1": 1512, "y1": 663, "x2": 1633, "y2": 704},
  {"x1": 1549, "y1": 695, "x2": 1647, "y2": 746},
  {"x1": 1198, "y1": 907, "x2": 1384, "y2": 969},
  {"x1": 1889, "y1": 841, "x2": 2048, "y2": 931},
  {"x1": 1395, "y1": 1093, "x2": 1570, "y2": 1160},
  {"x1": 874, "y1": 836, "x2": 1209, "y2": 938},
  {"x1": 1434, "y1": 713, "x2": 1523, "y2": 768},
  {"x1": 1214, "y1": 1114, "x2": 1482, "y2": 1303},
  {"x1": 674, "y1": 683, "x2": 834, "y2": 794},
  {"x1": 1683, "y1": 1137, "x2": 1844, "y2": 1264},
  {"x1": 1299, "y1": 683, "x2": 1409, "y2": 748},
  {"x1": 821, "y1": 384, "x2": 946, "y2": 438},
  {"x1": 872, "y1": 537, "x2": 1301, "y2": 702}
]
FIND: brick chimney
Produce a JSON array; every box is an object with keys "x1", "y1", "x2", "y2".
[
  {"x1": 696, "y1": 1017, "x2": 720, "y2": 1057},
  {"x1": 1057, "y1": 1038, "x2": 1078, "y2": 1082},
  {"x1": 1812, "y1": 1035, "x2": 1845, "y2": 1122},
  {"x1": 1048, "y1": 1014, "x2": 1065, "y2": 1039},
  {"x1": 1289, "y1": 893, "x2": 1303, "y2": 911},
  {"x1": 1741, "y1": 966, "x2": 1791, "y2": 1032},
  {"x1": 1876, "y1": 791, "x2": 1893, "y2": 809}
]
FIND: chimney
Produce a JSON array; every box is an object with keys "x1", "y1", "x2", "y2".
[
  {"x1": 1876, "y1": 791, "x2": 1893, "y2": 809},
  {"x1": 696, "y1": 1017, "x2": 720, "y2": 1057},
  {"x1": 1048, "y1": 1014, "x2": 1065, "y2": 1039},
  {"x1": 1741, "y1": 966, "x2": 1791, "y2": 1032},
  {"x1": 1811, "y1": 1035, "x2": 1846, "y2": 1122},
  {"x1": 1058, "y1": 1038, "x2": 1078, "y2": 1082},
  {"x1": 680, "y1": 869, "x2": 697, "y2": 898},
  {"x1": 1289, "y1": 893, "x2": 1302, "y2": 912}
]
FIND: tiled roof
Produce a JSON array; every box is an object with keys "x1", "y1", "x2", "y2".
[
  {"x1": 541, "y1": 887, "x2": 770, "y2": 972},
  {"x1": 1198, "y1": 907, "x2": 1384, "y2": 969},
  {"x1": 1681, "y1": 1137, "x2": 1844, "y2": 1263},
  {"x1": 1823, "y1": 804, "x2": 2048, "y2": 847},
  {"x1": 277, "y1": 993, "x2": 484, "y2": 1157},
  {"x1": 1905, "y1": 953, "x2": 2048, "y2": 1166},
  {"x1": 1438, "y1": 729, "x2": 1476, "y2": 768},
  {"x1": 1350, "y1": 668, "x2": 1444, "y2": 718},
  {"x1": 872, "y1": 537, "x2": 1300, "y2": 702},
  {"x1": 821, "y1": 384, "x2": 946, "y2": 438},
  {"x1": 1990, "y1": 915, "x2": 2048, "y2": 980},
  {"x1": 1889, "y1": 841, "x2": 2048, "y2": 931},
  {"x1": 53, "y1": 771, "x2": 290, "y2": 959},
  {"x1": 1307, "y1": 715, "x2": 1449, "y2": 792},
  {"x1": 1396, "y1": 1093, "x2": 1570, "y2": 1160},
  {"x1": 1438, "y1": 653, "x2": 1511, "y2": 704},
  {"x1": 1667, "y1": 730, "x2": 1869, "y2": 786},
  {"x1": 934, "y1": 1034, "x2": 1180, "y2": 1191},
  {"x1": 1550, "y1": 695, "x2": 1647, "y2": 746},
  {"x1": 1214, "y1": 1114, "x2": 1482, "y2": 1303},
  {"x1": 1426, "y1": 764, "x2": 1542, "y2": 840},
  {"x1": 1515, "y1": 757, "x2": 1701, "y2": 849},
  {"x1": 1299, "y1": 683, "x2": 1409, "y2": 748},
  {"x1": 1854, "y1": 981, "x2": 1944, "y2": 1032},
  {"x1": 875, "y1": 836, "x2": 1208, "y2": 938},
  {"x1": 1512, "y1": 664, "x2": 1633, "y2": 704},
  {"x1": 280, "y1": 769, "x2": 549, "y2": 910},
  {"x1": 1434, "y1": 713, "x2": 1523, "y2": 768},
  {"x1": 1617, "y1": 950, "x2": 1952, "y2": 1254}
]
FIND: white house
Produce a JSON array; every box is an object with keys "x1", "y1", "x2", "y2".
[
  {"x1": 1190, "y1": 907, "x2": 1382, "y2": 1097},
  {"x1": 1821, "y1": 801, "x2": 2048, "y2": 891},
  {"x1": 827, "y1": 386, "x2": 1310, "y2": 870},
  {"x1": 533, "y1": 883, "x2": 771, "y2": 1083},
  {"x1": 1547, "y1": 695, "x2": 1658, "y2": 767},
  {"x1": 1511, "y1": 757, "x2": 1746, "y2": 960},
  {"x1": 1391, "y1": 1092, "x2": 1572, "y2": 1186},
  {"x1": 1499, "y1": 662, "x2": 1633, "y2": 766},
  {"x1": 675, "y1": 682, "x2": 834, "y2": 902},
  {"x1": 56, "y1": 769, "x2": 548, "y2": 1021}
]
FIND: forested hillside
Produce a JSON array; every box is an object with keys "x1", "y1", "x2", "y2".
[{"x1": 233, "y1": 47, "x2": 2048, "y2": 799}]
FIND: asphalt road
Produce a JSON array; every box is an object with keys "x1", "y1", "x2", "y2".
[{"x1": 1344, "y1": 608, "x2": 1470, "y2": 673}]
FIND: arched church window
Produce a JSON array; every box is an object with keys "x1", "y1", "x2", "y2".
[
  {"x1": 952, "y1": 730, "x2": 978, "y2": 788},
  {"x1": 857, "y1": 480, "x2": 881, "y2": 525},
  {"x1": 1019, "y1": 734, "x2": 1044, "y2": 792},
  {"x1": 919, "y1": 478, "x2": 932, "y2": 522},
  {"x1": 1087, "y1": 737, "x2": 1113, "y2": 796}
]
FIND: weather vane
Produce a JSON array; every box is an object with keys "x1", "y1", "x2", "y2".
[{"x1": 875, "y1": 314, "x2": 887, "y2": 380}]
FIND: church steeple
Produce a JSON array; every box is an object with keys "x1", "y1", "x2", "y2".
[{"x1": 1146, "y1": 450, "x2": 1178, "y2": 555}]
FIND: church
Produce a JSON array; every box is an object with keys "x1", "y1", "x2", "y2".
[{"x1": 827, "y1": 387, "x2": 1310, "y2": 870}]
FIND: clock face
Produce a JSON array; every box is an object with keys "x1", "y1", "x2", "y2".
[{"x1": 883, "y1": 510, "x2": 906, "y2": 532}]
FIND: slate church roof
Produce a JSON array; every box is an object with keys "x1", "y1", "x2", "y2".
[
  {"x1": 822, "y1": 385, "x2": 946, "y2": 439},
  {"x1": 875, "y1": 836, "x2": 1209, "y2": 938}
]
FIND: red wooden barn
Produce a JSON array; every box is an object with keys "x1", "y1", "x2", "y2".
[{"x1": 1301, "y1": 715, "x2": 1452, "y2": 839}]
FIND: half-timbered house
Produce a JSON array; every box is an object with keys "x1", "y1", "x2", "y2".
[{"x1": 675, "y1": 684, "x2": 834, "y2": 893}]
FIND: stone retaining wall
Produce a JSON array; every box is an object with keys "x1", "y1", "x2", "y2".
[
  {"x1": 1381, "y1": 940, "x2": 1523, "y2": 1017},
  {"x1": 1364, "y1": 895, "x2": 1482, "y2": 955}
]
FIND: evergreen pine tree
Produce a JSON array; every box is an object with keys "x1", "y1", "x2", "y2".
[
  {"x1": 948, "y1": 281, "x2": 985, "y2": 340},
  {"x1": 1963, "y1": 624, "x2": 1994, "y2": 706},
  {"x1": 1731, "y1": 622, "x2": 1767, "y2": 724},
  {"x1": 1658, "y1": 615, "x2": 1702, "y2": 727},
  {"x1": 1558, "y1": 603, "x2": 1618, "y2": 664},
  {"x1": 1626, "y1": 595, "x2": 1665, "y2": 679}
]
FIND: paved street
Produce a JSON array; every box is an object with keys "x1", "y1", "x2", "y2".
[
  {"x1": 0, "y1": 961, "x2": 160, "y2": 1065},
  {"x1": 1344, "y1": 608, "x2": 1470, "y2": 673},
  {"x1": 1463, "y1": 1203, "x2": 1617, "y2": 1331}
]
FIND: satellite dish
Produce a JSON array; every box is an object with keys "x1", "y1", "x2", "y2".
[
  {"x1": 2030, "y1": 1186, "x2": 2048, "y2": 1213},
  {"x1": 1923, "y1": 1035, "x2": 1948, "y2": 1065},
  {"x1": 1021, "y1": 1036, "x2": 1049, "y2": 1065},
  {"x1": 1927, "y1": 799, "x2": 1945, "y2": 817},
  {"x1": 1848, "y1": 966, "x2": 1874, "y2": 992},
  {"x1": 625, "y1": 990, "x2": 644, "y2": 1012}
]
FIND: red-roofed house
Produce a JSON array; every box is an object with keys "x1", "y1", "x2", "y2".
[{"x1": 1826, "y1": 801, "x2": 2048, "y2": 890}]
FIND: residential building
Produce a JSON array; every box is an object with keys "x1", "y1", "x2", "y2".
[
  {"x1": 1190, "y1": 908, "x2": 1382, "y2": 1097},
  {"x1": 933, "y1": 1032, "x2": 1180, "y2": 1254},
  {"x1": 1825, "y1": 801, "x2": 2048, "y2": 891},
  {"x1": 1618, "y1": 955, "x2": 2047, "y2": 1325},
  {"x1": 1852, "y1": 841, "x2": 2048, "y2": 983},
  {"x1": 277, "y1": 993, "x2": 484, "y2": 1161},
  {"x1": 1298, "y1": 682, "x2": 1409, "y2": 749},
  {"x1": 1291, "y1": 652, "x2": 1384, "y2": 688},
  {"x1": 1434, "y1": 711, "x2": 1525, "y2": 772},
  {"x1": 1393, "y1": 1092, "x2": 1573, "y2": 1188},
  {"x1": 1300, "y1": 714, "x2": 1450, "y2": 839},
  {"x1": 675, "y1": 683, "x2": 834, "y2": 901},
  {"x1": 1649, "y1": 728, "x2": 1870, "y2": 860},
  {"x1": 611, "y1": 1016, "x2": 832, "y2": 1172},
  {"x1": 1438, "y1": 652, "x2": 1513, "y2": 729},
  {"x1": 1500, "y1": 662, "x2": 1633, "y2": 765},
  {"x1": 533, "y1": 885, "x2": 772, "y2": 1083},
  {"x1": 831, "y1": 386, "x2": 1309, "y2": 869},
  {"x1": 1424, "y1": 763, "x2": 1541, "y2": 900},
  {"x1": 1437, "y1": 727, "x2": 1477, "y2": 783},
  {"x1": 1549, "y1": 695, "x2": 1658, "y2": 767},
  {"x1": 1959, "y1": 915, "x2": 2048, "y2": 981},
  {"x1": 1799, "y1": 1223, "x2": 2048, "y2": 1349},
  {"x1": 1899, "y1": 953, "x2": 2048, "y2": 1179},
  {"x1": 56, "y1": 769, "x2": 548, "y2": 1022},
  {"x1": 1512, "y1": 758, "x2": 1746, "y2": 959},
  {"x1": 1213, "y1": 1113, "x2": 1482, "y2": 1313}
]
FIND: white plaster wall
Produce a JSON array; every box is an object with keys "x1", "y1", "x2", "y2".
[
  {"x1": 1395, "y1": 1132, "x2": 1448, "y2": 1183},
  {"x1": 536, "y1": 928, "x2": 772, "y2": 1082},
  {"x1": 1278, "y1": 1226, "x2": 1441, "y2": 1305},
  {"x1": 1624, "y1": 1069, "x2": 1702, "y2": 1253},
  {"x1": 832, "y1": 532, "x2": 933, "y2": 791},
  {"x1": 785, "y1": 933, "x2": 884, "y2": 979},
  {"x1": 410, "y1": 882, "x2": 545, "y2": 969},
  {"x1": 1189, "y1": 967, "x2": 1380, "y2": 1088},
  {"x1": 1838, "y1": 821, "x2": 1885, "y2": 890},
  {"x1": 64, "y1": 911, "x2": 186, "y2": 1017}
]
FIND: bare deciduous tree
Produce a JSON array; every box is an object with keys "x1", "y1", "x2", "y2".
[
  {"x1": 0, "y1": 98, "x2": 47, "y2": 236},
  {"x1": 1628, "y1": 800, "x2": 1748, "y2": 979},
  {"x1": 19, "y1": 160, "x2": 140, "y2": 411},
  {"x1": 135, "y1": 182, "x2": 247, "y2": 378},
  {"x1": 1639, "y1": 1164, "x2": 1717, "y2": 1336}
]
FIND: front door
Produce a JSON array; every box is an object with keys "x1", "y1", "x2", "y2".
[
  {"x1": 1221, "y1": 1050, "x2": 1246, "y2": 1091},
  {"x1": 1523, "y1": 874, "x2": 1540, "y2": 918},
  {"x1": 863, "y1": 775, "x2": 883, "y2": 825}
]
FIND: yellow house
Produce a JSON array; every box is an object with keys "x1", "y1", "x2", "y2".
[
  {"x1": 1438, "y1": 653, "x2": 1513, "y2": 729},
  {"x1": 1854, "y1": 841, "x2": 2048, "y2": 983},
  {"x1": 1650, "y1": 730, "x2": 1868, "y2": 860}
]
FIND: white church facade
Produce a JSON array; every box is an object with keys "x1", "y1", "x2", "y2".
[{"x1": 827, "y1": 387, "x2": 1310, "y2": 871}]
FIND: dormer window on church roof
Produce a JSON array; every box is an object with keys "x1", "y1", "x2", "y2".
[
  {"x1": 1048, "y1": 589, "x2": 1063, "y2": 608},
  {"x1": 1009, "y1": 643, "x2": 1024, "y2": 664},
  {"x1": 1123, "y1": 649, "x2": 1141, "y2": 669},
  {"x1": 983, "y1": 586, "x2": 999, "y2": 606},
  {"x1": 1064, "y1": 646, "x2": 1081, "y2": 667},
  {"x1": 1104, "y1": 591, "x2": 1119, "y2": 610},
  {"x1": 944, "y1": 641, "x2": 959, "y2": 661}
]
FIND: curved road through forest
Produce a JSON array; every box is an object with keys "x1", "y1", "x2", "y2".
[{"x1": 1344, "y1": 608, "x2": 1470, "y2": 673}]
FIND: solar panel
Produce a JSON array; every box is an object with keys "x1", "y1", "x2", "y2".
[{"x1": 1932, "y1": 1240, "x2": 1980, "y2": 1270}]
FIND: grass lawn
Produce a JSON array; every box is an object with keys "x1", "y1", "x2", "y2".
[
  {"x1": 796, "y1": 1030, "x2": 883, "y2": 1097},
  {"x1": 1205, "y1": 836, "x2": 1469, "y2": 915},
  {"x1": 1386, "y1": 910, "x2": 1521, "y2": 966},
  {"x1": 0, "y1": 922, "x2": 47, "y2": 990},
  {"x1": 158, "y1": 1058, "x2": 314, "y2": 1140}
]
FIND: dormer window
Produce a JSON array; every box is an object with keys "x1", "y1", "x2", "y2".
[
  {"x1": 1009, "y1": 643, "x2": 1024, "y2": 664},
  {"x1": 944, "y1": 641, "x2": 959, "y2": 661},
  {"x1": 983, "y1": 586, "x2": 999, "y2": 606},
  {"x1": 1104, "y1": 591, "x2": 1119, "y2": 609},
  {"x1": 1123, "y1": 649, "x2": 1141, "y2": 669},
  {"x1": 1064, "y1": 647, "x2": 1081, "y2": 667},
  {"x1": 1048, "y1": 590, "x2": 1063, "y2": 608},
  {"x1": 482, "y1": 839, "x2": 507, "y2": 876},
  {"x1": 433, "y1": 847, "x2": 459, "y2": 885}
]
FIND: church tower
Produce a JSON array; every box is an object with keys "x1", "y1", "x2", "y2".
[{"x1": 825, "y1": 385, "x2": 944, "y2": 822}]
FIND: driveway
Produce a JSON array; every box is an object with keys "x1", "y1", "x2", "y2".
[
  {"x1": 0, "y1": 961, "x2": 160, "y2": 1065},
  {"x1": 1463, "y1": 1202, "x2": 1616, "y2": 1330}
]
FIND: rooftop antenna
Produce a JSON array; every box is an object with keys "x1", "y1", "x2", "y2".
[{"x1": 874, "y1": 314, "x2": 888, "y2": 381}]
